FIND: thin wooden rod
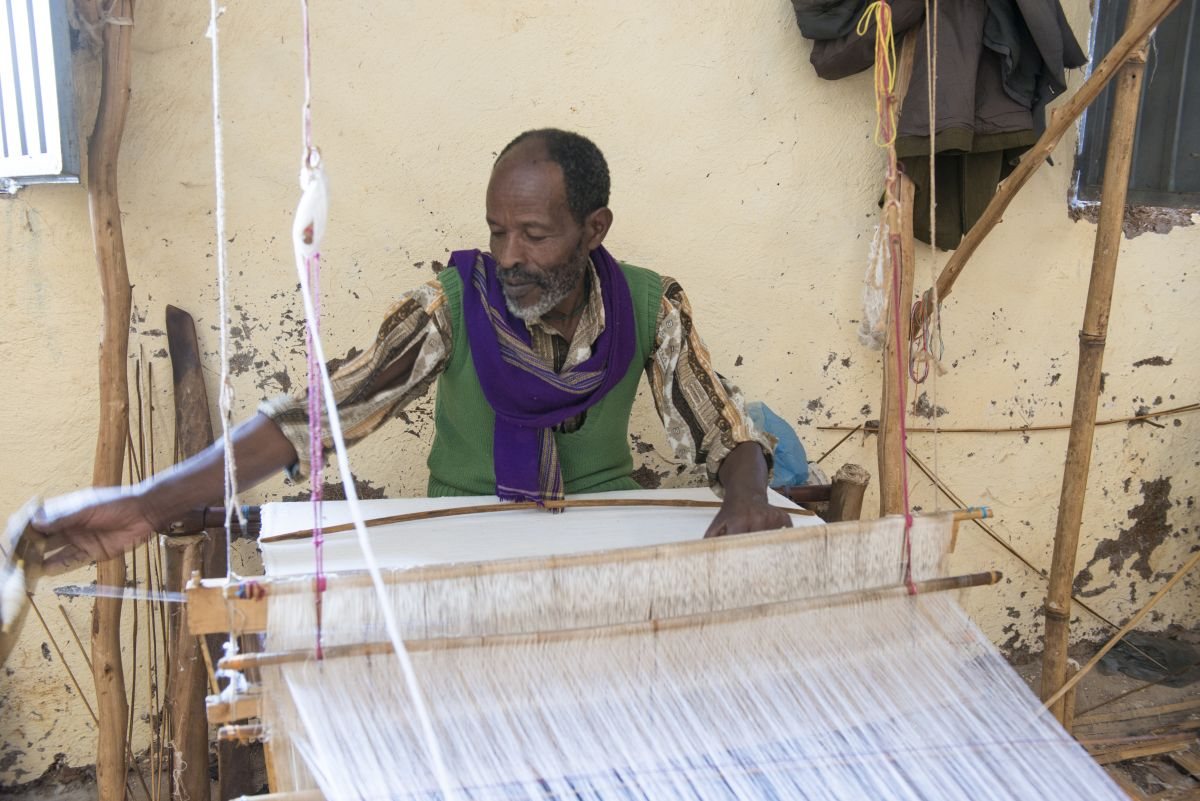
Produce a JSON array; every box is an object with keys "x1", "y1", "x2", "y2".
[
  {"x1": 903, "y1": 445, "x2": 1167, "y2": 672},
  {"x1": 1074, "y1": 698, "x2": 1200, "y2": 727},
  {"x1": 260, "y1": 498, "x2": 814, "y2": 544},
  {"x1": 245, "y1": 509, "x2": 987, "y2": 595},
  {"x1": 818, "y1": 401, "x2": 1200, "y2": 435},
  {"x1": 219, "y1": 571, "x2": 1001, "y2": 671},
  {"x1": 911, "y1": 0, "x2": 1181, "y2": 335},
  {"x1": 1042, "y1": 547, "x2": 1200, "y2": 714},
  {"x1": 1076, "y1": 659, "x2": 1200, "y2": 717},
  {"x1": 1041, "y1": 0, "x2": 1154, "y2": 725}
]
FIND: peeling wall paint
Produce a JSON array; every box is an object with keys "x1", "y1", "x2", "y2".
[{"x1": 1, "y1": 0, "x2": 1198, "y2": 785}]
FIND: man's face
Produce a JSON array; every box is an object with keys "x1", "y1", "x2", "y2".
[{"x1": 486, "y1": 145, "x2": 590, "y2": 321}]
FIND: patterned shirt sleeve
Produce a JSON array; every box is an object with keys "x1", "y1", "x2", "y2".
[
  {"x1": 645, "y1": 276, "x2": 776, "y2": 493},
  {"x1": 259, "y1": 279, "x2": 452, "y2": 481}
]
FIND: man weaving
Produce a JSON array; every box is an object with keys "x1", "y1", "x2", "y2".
[{"x1": 31, "y1": 129, "x2": 789, "y2": 570}]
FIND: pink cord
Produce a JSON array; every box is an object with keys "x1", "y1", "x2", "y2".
[{"x1": 306, "y1": 252, "x2": 326, "y2": 658}]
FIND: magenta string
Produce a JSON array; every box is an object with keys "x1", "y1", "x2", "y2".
[{"x1": 306, "y1": 252, "x2": 326, "y2": 657}]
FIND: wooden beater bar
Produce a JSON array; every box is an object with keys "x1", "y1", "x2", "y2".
[
  {"x1": 217, "y1": 570, "x2": 1002, "y2": 673},
  {"x1": 188, "y1": 508, "x2": 990, "y2": 637}
]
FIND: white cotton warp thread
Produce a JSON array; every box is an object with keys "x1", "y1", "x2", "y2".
[{"x1": 255, "y1": 516, "x2": 1125, "y2": 801}]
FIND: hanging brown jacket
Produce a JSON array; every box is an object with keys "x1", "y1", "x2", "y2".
[{"x1": 799, "y1": 0, "x2": 1085, "y2": 248}]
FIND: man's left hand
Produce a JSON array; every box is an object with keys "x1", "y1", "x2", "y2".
[
  {"x1": 705, "y1": 441, "x2": 794, "y2": 537},
  {"x1": 704, "y1": 493, "x2": 793, "y2": 538}
]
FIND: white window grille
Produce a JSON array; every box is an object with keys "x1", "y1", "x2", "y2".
[{"x1": 0, "y1": 0, "x2": 78, "y2": 194}]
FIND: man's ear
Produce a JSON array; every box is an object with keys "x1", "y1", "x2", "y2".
[{"x1": 583, "y1": 207, "x2": 613, "y2": 251}]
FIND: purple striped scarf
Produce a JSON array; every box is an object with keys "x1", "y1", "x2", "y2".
[{"x1": 450, "y1": 246, "x2": 635, "y2": 506}]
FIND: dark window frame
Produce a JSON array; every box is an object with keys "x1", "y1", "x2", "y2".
[{"x1": 1074, "y1": 0, "x2": 1200, "y2": 208}]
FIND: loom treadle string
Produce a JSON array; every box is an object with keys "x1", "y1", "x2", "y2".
[
  {"x1": 285, "y1": 3, "x2": 457, "y2": 796},
  {"x1": 298, "y1": 0, "x2": 326, "y2": 662}
]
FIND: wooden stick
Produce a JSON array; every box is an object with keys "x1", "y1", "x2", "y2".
[
  {"x1": 1043, "y1": 548, "x2": 1200, "y2": 715},
  {"x1": 78, "y1": 1, "x2": 136, "y2": 797},
  {"x1": 30, "y1": 598, "x2": 98, "y2": 725},
  {"x1": 1040, "y1": 0, "x2": 1156, "y2": 725},
  {"x1": 207, "y1": 690, "x2": 262, "y2": 724},
  {"x1": 260, "y1": 498, "x2": 814, "y2": 544},
  {"x1": 878, "y1": 31, "x2": 919, "y2": 517},
  {"x1": 1087, "y1": 733, "x2": 1196, "y2": 765},
  {"x1": 219, "y1": 571, "x2": 1001, "y2": 671},
  {"x1": 34, "y1": 600, "x2": 153, "y2": 801},
  {"x1": 819, "y1": 402, "x2": 1200, "y2": 435},
  {"x1": 910, "y1": 0, "x2": 1182, "y2": 336},
  {"x1": 1075, "y1": 698, "x2": 1200, "y2": 727}
]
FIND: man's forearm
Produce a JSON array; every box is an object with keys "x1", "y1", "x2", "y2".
[
  {"x1": 718, "y1": 441, "x2": 771, "y2": 500},
  {"x1": 138, "y1": 413, "x2": 298, "y2": 526}
]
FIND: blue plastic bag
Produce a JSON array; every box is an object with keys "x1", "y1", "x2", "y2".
[{"x1": 746, "y1": 401, "x2": 808, "y2": 488}]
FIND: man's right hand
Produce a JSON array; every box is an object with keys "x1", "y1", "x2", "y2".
[
  {"x1": 31, "y1": 487, "x2": 161, "y2": 574},
  {"x1": 17, "y1": 413, "x2": 298, "y2": 575}
]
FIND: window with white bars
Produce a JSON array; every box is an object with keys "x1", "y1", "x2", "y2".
[{"x1": 0, "y1": 0, "x2": 79, "y2": 194}]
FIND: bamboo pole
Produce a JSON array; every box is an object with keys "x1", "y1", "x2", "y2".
[
  {"x1": 79, "y1": 1, "x2": 136, "y2": 798},
  {"x1": 1040, "y1": 0, "x2": 1152, "y2": 725},
  {"x1": 218, "y1": 571, "x2": 1002, "y2": 671},
  {"x1": 909, "y1": 0, "x2": 1182, "y2": 337},
  {"x1": 1043, "y1": 547, "x2": 1200, "y2": 715},
  {"x1": 878, "y1": 32, "x2": 919, "y2": 516},
  {"x1": 260, "y1": 497, "x2": 813, "y2": 544}
]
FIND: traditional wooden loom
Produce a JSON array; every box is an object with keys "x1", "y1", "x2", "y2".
[{"x1": 178, "y1": 493, "x2": 1141, "y2": 801}]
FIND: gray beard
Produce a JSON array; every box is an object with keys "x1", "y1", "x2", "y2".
[{"x1": 503, "y1": 249, "x2": 590, "y2": 322}]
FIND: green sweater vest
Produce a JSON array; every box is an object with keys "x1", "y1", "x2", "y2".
[{"x1": 427, "y1": 262, "x2": 661, "y2": 497}]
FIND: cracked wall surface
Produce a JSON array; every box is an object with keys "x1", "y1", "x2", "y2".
[{"x1": 1, "y1": 0, "x2": 1198, "y2": 785}]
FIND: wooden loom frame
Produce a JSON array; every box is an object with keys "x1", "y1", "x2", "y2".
[{"x1": 188, "y1": 507, "x2": 993, "y2": 801}]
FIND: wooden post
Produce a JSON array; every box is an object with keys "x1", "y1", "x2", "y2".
[
  {"x1": 79, "y1": 2, "x2": 136, "y2": 799},
  {"x1": 166, "y1": 305, "x2": 217, "y2": 801},
  {"x1": 878, "y1": 32, "x2": 918, "y2": 516},
  {"x1": 826, "y1": 464, "x2": 870, "y2": 523},
  {"x1": 1041, "y1": 0, "x2": 1151, "y2": 725},
  {"x1": 879, "y1": 175, "x2": 916, "y2": 516}
]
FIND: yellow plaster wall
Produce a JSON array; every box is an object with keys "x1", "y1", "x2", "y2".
[{"x1": 1, "y1": 0, "x2": 1196, "y2": 784}]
